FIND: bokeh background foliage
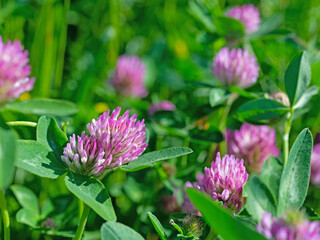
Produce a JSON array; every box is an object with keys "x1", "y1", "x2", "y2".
[{"x1": 1, "y1": 0, "x2": 320, "y2": 239}]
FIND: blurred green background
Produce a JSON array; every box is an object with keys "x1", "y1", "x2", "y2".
[{"x1": 2, "y1": 0, "x2": 320, "y2": 239}]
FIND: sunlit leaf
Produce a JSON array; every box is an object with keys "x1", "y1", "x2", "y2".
[
  {"x1": 259, "y1": 156, "x2": 283, "y2": 204},
  {"x1": 100, "y1": 222, "x2": 144, "y2": 240},
  {"x1": 147, "y1": 212, "x2": 167, "y2": 240},
  {"x1": 4, "y1": 99, "x2": 78, "y2": 116},
  {"x1": 186, "y1": 188, "x2": 266, "y2": 240},
  {"x1": 65, "y1": 172, "x2": 116, "y2": 222},
  {"x1": 37, "y1": 116, "x2": 68, "y2": 160},
  {"x1": 15, "y1": 140, "x2": 67, "y2": 179},
  {"x1": 284, "y1": 51, "x2": 311, "y2": 105},
  {"x1": 237, "y1": 98, "x2": 289, "y2": 122},
  {"x1": 121, "y1": 147, "x2": 193, "y2": 172},
  {"x1": 245, "y1": 176, "x2": 277, "y2": 221},
  {"x1": 11, "y1": 185, "x2": 39, "y2": 216},
  {"x1": 278, "y1": 129, "x2": 313, "y2": 215}
]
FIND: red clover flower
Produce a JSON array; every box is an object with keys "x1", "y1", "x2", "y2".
[
  {"x1": 62, "y1": 107, "x2": 148, "y2": 177},
  {"x1": 226, "y1": 123, "x2": 280, "y2": 174},
  {"x1": 62, "y1": 132, "x2": 107, "y2": 177},
  {"x1": 87, "y1": 107, "x2": 148, "y2": 170},
  {"x1": 111, "y1": 55, "x2": 147, "y2": 98},
  {"x1": 226, "y1": 4, "x2": 261, "y2": 34},
  {"x1": 148, "y1": 100, "x2": 176, "y2": 115},
  {"x1": 182, "y1": 153, "x2": 248, "y2": 214},
  {"x1": 257, "y1": 211, "x2": 320, "y2": 240},
  {"x1": 0, "y1": 37, "x2": 35, "y2": 104},
  {"x1": 211, "y1": 47, "x2": 259, "y2": 89}
]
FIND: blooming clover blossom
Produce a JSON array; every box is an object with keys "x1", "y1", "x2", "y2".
[
  {"x1": 211, "y1": 47, "x2": 259, "y2": 89},
  {"x1": 226, "y1": 123, "x2": 280, "y2": 174},
  {"x1": 62, "y1": 132, "x2": 107, "y2": 177},
  {"x1": 87, "y1": 107, "x2": 148, "y2": 170},
  {"x1": 182, "y1": 153, "x2": 248, "y2": 214},
  {"x1": 257, "y1": 211, "x2": 320, "y2": 240},
  {"x1": 62, "y1": 107, "x2": 148, "y2": 177},
  {"x1": 148, "y1": 100, "x2": 176, "y2": 115},
  {"x1": 226, "y1": 4, "x2": 261, "y2": 34},
  {"x1": 0, "y1": 37, "x2": 35, "y2": 103},
  {"x1": 203, "y1": 153, "x2": 248, "y2": 212},
  {"x1": 311, "y1": 143, "x2": 320, "y2": 187},
  {"x1": 111, "y1": 55, "x2": 147, "y2": 98}
]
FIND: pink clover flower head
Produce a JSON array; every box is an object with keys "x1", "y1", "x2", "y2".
[
  {"x1": 226, "y1": 123, "x2": 280, "y2": 174},
  {"x1": 226, "y1": 4, "x2": 261, "y2": 34},
  {"x1": 87, "y1": 107, "x2": 148, "y2": 170},
  {"x1": 211, "y1": 47, "x2": 259, "y2": 89},
  {"x1": 148, "y1": 100, "x2": 176, "y2": 115},
  {"x1": 182, "y1": 153, "x2": 248, "y2": 214},
  {"x1": 61, "y1": 132, "x2": 107, "y2": 177},
  {"x1": 257, "y1": 211, "x2": 320, "y2": 240},
  {"x1": 0, "y1": 37, "x2": 35, "y2": 103},
  {"x1": 203, "y1": 152, "x2": 248, "y2": 212},
  {"x1": 311, "y1": 143, "x2": 320, "y2": 187},
  {"x1": 111, "y1": 55, "x2": 147, "y2": 98}
]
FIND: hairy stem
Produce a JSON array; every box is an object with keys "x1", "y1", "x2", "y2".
[
  {"x1": 283, "y1": 108, "x2": 294, "y2": 165},
  {"x1": 0, "y1": 189, "x2": 10, "y2": 240},
  {"x1": 73, "y1": 203, "x2": 90, "y2": 240}
]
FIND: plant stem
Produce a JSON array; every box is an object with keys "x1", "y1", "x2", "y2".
[
  {"x1": 0, "y1": 189, "x2": 10, "y2": 240},
  {"x1": 208, "y1": 92, "x2": 238, "y2": 160},
  {"x1": 73, "y1": 203, "x2": 90, "y2": 240},
  {"x1": 181, "y1": 136, "x2": 190, "y2": 168},
  {"x1": 292, "y1": 34, "x2": 320, "y2": 58},
  {"x1": 283, "y1": 108, "x2": 294, "y2": 165},
  {"x1": 6, "y1": 121, "x2": 37, "y2": 127},
  {"x1": 219, "y1": 92, "x2": 238, "y2": 130},
  {"x1": 61, "y1": 121, "x2": 68, "y2": 135}
]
